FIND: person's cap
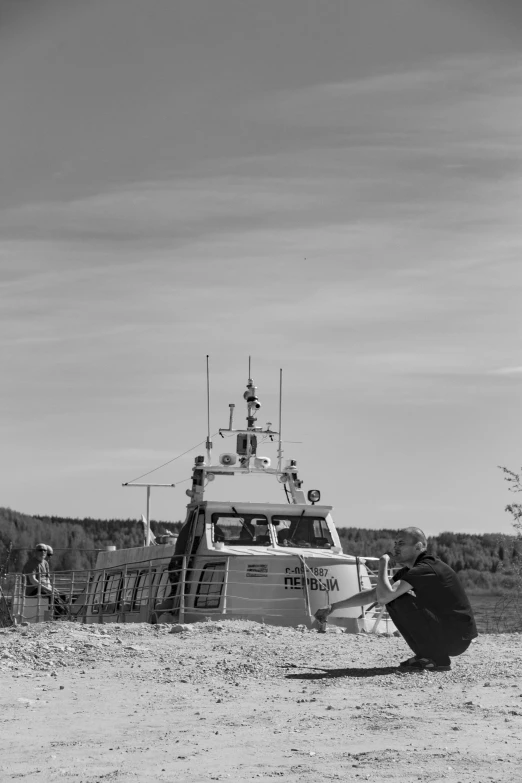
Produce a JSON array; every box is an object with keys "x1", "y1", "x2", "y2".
[
  {"x1": 46, "y1": 546, "x2": 54, "y2": 555},
  {"x1": 35, "y1": 543, "x2": 48, "y2": 552}
]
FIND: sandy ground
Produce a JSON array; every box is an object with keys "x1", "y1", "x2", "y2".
[{"x1": 1, "y1": 621, "x2": 522, "y2": 783}]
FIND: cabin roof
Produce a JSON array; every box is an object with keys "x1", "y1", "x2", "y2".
[
  {"x1": 199, "y1": 501, "x2": 333, "y2": 514},
  {"x1": 208, "y1": 546, "x2": 357, "y2": 560},
  {"x1": 95, "y1": 543, "x2": 176, "y2": 570}
]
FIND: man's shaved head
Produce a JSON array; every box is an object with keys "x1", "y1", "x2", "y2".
[{"x1": 399, "y1": 527, "x2": 427, "y2": 549}]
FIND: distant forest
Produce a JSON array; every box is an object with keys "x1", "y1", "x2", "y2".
[
  {"x1": 1, "y1": 507, "x2": 520, "y2": 593},
  {"x1": 0, "y1": 507, "x2": 181, "y2": 573},
  {"x1": 336, "y1": 528, "x2": 521, "y2": 593}
]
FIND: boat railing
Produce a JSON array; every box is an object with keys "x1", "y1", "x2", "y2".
[
  {"x1": 357, "y1": 557, "x2": 395, "y2": 634},
  {"x1": 2, "y1": 554, "x2": 395, "y2": 633},
  {"x1": 1, "y1": 570, "x2": 92, "y2": 625},
  {"x1": 155, "y1": 556, "x2": 331, "y2": 624}
]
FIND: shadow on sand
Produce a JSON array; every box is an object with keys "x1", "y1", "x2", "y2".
[{"x1": 284, "y1": 665, "x2": 399, "y2": 680}]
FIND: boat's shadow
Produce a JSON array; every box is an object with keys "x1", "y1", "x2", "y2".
[{"x1": 284, "y1": 666, "x2": 398, "y2": 680}]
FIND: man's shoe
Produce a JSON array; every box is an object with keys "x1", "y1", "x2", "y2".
[
  {"x1": 399, "y1": 656, "x2": 421, "y2": 668},
  {"x1": 399, "y1": 657, "x2": 451, "y2": 672}
]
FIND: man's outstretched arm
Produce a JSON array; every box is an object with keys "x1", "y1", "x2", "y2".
[
  {"x1": 314, "y1": 587, "x2": 377, "y2": 621},
  {"x1": 331, "y1": 588, "x2": 377, "y2": 612}
]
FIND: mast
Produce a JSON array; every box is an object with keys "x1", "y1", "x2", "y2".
[
  {"x1": 205, "y1": 355, "x2": 212, "y2": 464},
  {"x1": 278, "y1": 368, "x2": 283, "y2": 473},
  {"x1": 187, "y1": 363, "x2": 307, "y2": 504}
]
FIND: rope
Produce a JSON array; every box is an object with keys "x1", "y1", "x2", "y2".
[
  {"x1": 125, "y1": 434, "x2": 220, "y2": 484},
  {"x1": 298, "y1": 555, "x2": 330, "y2": 602}
]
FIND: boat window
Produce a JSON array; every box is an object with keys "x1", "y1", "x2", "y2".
[
  {"x1": 211, "y1": 514, "x2": 270, "y2": 546},
  {"x1": 272, "y1": 515, "x2": 334, "y2": 549},
  {"x1": 195, "y1": 562, "x2": 226, "y2": 609},
  {"x1": 166, "y1": 554, "x2": 183, "y2": 586},
  {"x1": 133, "y1": 569, "x2": 155, "y2": 610},
  {"x1": 121, "y1": 571, "x2": 138, "y2": 612},
  {"x1": 91, "y1": 573, "x2": 104, "y2": 614},
  {"x1": 102, "y1": 572, "x2": 122, "y2": 613}
]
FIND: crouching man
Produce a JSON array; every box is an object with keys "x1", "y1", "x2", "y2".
[{"x1": 315, "y1": 527, "x2": 478, "y2": 672}]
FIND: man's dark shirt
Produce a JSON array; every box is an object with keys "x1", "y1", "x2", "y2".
[{"x1": 392, "y1": 552, "x2": 477, "y2": 640}]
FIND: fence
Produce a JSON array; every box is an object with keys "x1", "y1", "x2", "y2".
[
  {"x1": 1, "y1": 571, "x2": 92, "y2": 625},
  {"x1": 1, "y1": 555, "x2": 394, "y2": 633}
]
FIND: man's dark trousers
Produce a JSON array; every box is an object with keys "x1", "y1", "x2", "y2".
[{"x1": 386, "y1": 592, "x2": 472, "y2": 666}]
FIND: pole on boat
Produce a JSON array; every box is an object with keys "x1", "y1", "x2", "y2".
[
  {"x1": 146, "y1": 486, "x2": 151, "y2": 546},
  {"x1": 122, "y1": 482, "x2": 175, "y2": 545},
  {"x1": 206, "y1": 355, "x2": 212, "y2": 464},
  {"x1": 278, "y1": 368, "x2": 283, "y2": 473}
]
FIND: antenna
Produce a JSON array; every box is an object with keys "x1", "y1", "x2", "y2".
[
  {"x1": 278, "y1": 368, "x2": 283, "y2": 472},
  {"x1": 206, "y1": 355, "x2": 212, "y2": 463},
  {"x1": 248, "y1": 355, "x2": 251, "y2": 379}
]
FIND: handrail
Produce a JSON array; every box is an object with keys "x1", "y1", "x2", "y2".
[
  {"x1": 179, "y1": 555, "x2": 187, "y2": 623},
  {"x1": 1, "y1": 553, "x2": 393, "y2": 631},
  {"x1": 360, "y1": 561, "x2": 396, "y2": 633}
]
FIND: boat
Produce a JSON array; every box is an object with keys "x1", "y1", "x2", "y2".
[{"x1": 5, "y1": 366, "x2": 394, "y2": 634}]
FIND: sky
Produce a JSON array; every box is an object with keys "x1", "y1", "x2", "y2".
[{"x1": 1, "y1": 0, "x2": 521, "y2": 536}]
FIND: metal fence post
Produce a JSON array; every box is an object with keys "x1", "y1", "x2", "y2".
[
  {"x1": 179, "y1": 556, "x2": 187, "y2": 623},
  {"x1": 19, "y1": 574, "x2": 25, "y2": 624},
  {"x1": 298, "y1": 555, "x2": 311, "y2": 619},
  {"x1": 36, "y1": 584, "x2": 43, "y2": 623},
  {"x1": 355, "y1": 556, "x2": 365, "y2": 620},
  {"x1": 121, "y1": 563, "x2": 128, "y2": 623},
  {"x1": 147, "y1": 560, "x2": 153, "y2": 621},
  {"x1": 222, "y1": 557, "x2": 229, "y2": 616},
  {"x1": 70, "y1": 570, "x2": 75, "y2": 618},
  {"x1": 51, "y1": 571, "x2": 57, "y2": 621},
  {"x1": 99, "y1": 569, "x2": 106, "y2": 624},
  {"x1": 371, "y1": 604, "x2": 386, "y2": 634},
  {"x1": 81, "y1": 570, "x2": 91, "y2": 623}
]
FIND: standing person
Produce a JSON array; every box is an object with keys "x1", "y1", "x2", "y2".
[{"x1": 314, "y1": 527, "x2": 478, "y2": 672}]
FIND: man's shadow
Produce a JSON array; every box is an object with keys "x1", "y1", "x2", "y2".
[{"x1": 284, "y1": 666, "x2": 398, "y2": 680}]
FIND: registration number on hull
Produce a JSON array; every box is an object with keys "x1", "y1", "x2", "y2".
[{"x1": 285, "y1": 566, "x2": 329, "y2": 577}]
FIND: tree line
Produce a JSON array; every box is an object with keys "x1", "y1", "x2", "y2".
[
  {"x1": 0, "y1": 507, "x2": 181, "y2": 573},
  {"x1": 1, "y1": 507, "x2": 520, "y2": 592},
  {"x1": 337, "y1": 527, "x2": 521, "y2": 593}
]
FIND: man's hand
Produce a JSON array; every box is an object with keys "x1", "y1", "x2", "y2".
[{"x1": 314, "y1": 604, "x2": 332, "y2": 623}]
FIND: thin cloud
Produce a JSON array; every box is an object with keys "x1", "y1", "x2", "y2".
[
  {"x1": 249, "y1": 52, "x2": 522, "y2": 138},
  {"x1": 0, "y1": 178, "x2": 320, "y2": 244},
  {"x1": 490, "y1": 366, "x2": 522, "y2": 376}
]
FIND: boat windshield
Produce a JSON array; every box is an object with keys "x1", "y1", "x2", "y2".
[
  {"x1": 272, "y1": 515, "x2": 334, "y2": 549},
  {"x1": 211, "y1": 514, "x2": 271, "y2": 546}
]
